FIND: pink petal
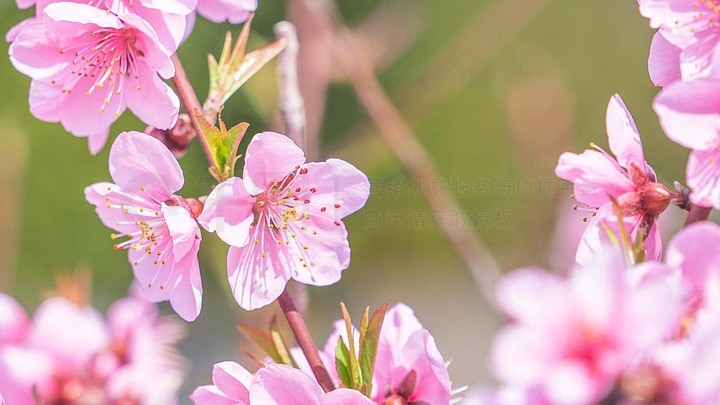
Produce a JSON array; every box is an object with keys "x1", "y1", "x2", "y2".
[
  {"x1": 44, "y1": 2, "x2": 122, "y2": 30},
  {"x1": 606, "y1": 94, "x2": 645, "y2": 169},
  {"x1": 5, "y1": 17, "x2": 34, "y2": 42},
  {"x1": 555, "y1": 150, "x2": 634, "y2": 207},
  {"x1": 169, "y1": 248, "x2": 203, "y2": 321},
  {"x1": 198, "y1": 177, "x2": 255, "y2": 247},
  {"x1": 196, "y1": 0, "x2": 257, "y2": 24},
  {"x1": 84, "y1": 182, "x2": 161, "y2": 236},
  {"x1": 289, "y1": 218, "x2": 350, "y2": 287},
  {"x1": 28, "y1": 298, "x2": 110, "y2": 374},
  {"x1": 678, "y1": 29, "x2": 720, "y2": 80},
  {"x1": 226, "y1": 240, "x2": 291, "y2": 311},
  {"x1": 119, "y1": 13, "x2": 175, "y2": 77},
  {"x1": 190, "y1": 386, "x2": 238, "y2": 405},
  {"x1": 0, "y1": 346, "x2": 54, "y2": 404},
  {"x1": 243, "y1": 132, "x2": 306, "y2": 196},
  {"x1": 495, "y1": 267, "x2": 573, "y2": 326},
  {"x1": 87, "y1": 129, "x2": 111, "y2": 155},
  {"x1": 15, "y1": 0, "x2": 35, "y2": 8},
  {"x1": 666, "y1": 221, "x2": 720, "y2": 293},
  {"x1": 0, "y1": 294, "x2": 29, "y2": 345},
  {"x1": 293, "y1": 159, "x2": 371, "y2": 219},
  {"x1": 162, "y1": 203, "x2": 200, "y2": 259},
  {"x1": 211, "y1": 361, "x2": 252, "y2": 402},
  {"x1": 138, "y1": 0, "x2": 197, "y2": 15},
  {"x1": 638, "y1": 0, "x2": 696, "y2": 29},
  {"x1": 654, "y1": 78, "x2": 720, "y2": 150},
  {"x1": 399, "y1": 330, "x2": 452, "y2": 404},
  {"x1": 124, "y1": 64, "x2": 179, "y2": 130},
  {"x1": 8, "y1": 21, "x2": 66, "y2": 80},
  {"x1": 649, "y1": 32, "x2": 682, "y2": 86},
  {"x1": 109, "y1": 132, "x2": 184, "y2": 200},
  {"x1": 686, "y1": 147, "x2": 720, "y2": 209},
  {"x1": 322, "y1": 389, "x2": 374, "y2": 405},
  {"x1": 249, "y1": 364, "x2": 323, "y2": 404}
]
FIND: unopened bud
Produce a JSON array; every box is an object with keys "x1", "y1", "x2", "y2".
[
  {"x1": 147, "y1": 114, "x2": 197, "y2": 158},
  {"x1": 639, "y1": 182, "x2": 673, "y2": 217}
]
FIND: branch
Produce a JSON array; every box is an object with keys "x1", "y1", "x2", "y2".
[
  {"x1": 332, "y1": 28, "x2": 502, "y2": 307},
  {"x1": 277, "y1": 289, "x2": 336, "y2": 392},
  {"x1": 170, "y1": 54, "x2": 219, "y2": 174},
  {"x1": 274, "y1": 21, "x2": 307, "y2": 151}
]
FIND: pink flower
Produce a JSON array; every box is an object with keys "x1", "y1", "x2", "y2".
[
  {"x1": 8, "y1": 3, "x2": 179, "y2": 154},
  {"x1": 191, "y1": 362, "x2": 373, "y2": 405},
  {"x1": 654, "y1": 78, "x2": 720, "y2": 208},
  {"x1": 0, "y1": 294, "x2": 185, "y2": 404},
  {"x1": 101, "y1": 295, "x2": 185, "y2": 403},
  {"x1": 316, "y1": 304, "x2": 452, "y2": 404},
  {"x1": 198, "y1": 132, "x2": 370, "y2": 310},
  {"x1": 639, "y1": 0, "x2": 720, "y2": 84},
  {"x1": 11, "y1": 0, "x2": 195, "y2": 52},
  {"x1": 85, "y1": 131, "x2": 203, "y2": 321},
  {"x1": 490, "y1": 249, "x2": 686, "y2": 404},
  {"x1": 555, "y1": 94, "x2": 672, "y2": 263},
  {"x1": 0, "y1": 294, "x2": 30, "y2": 346},
  {"x1": 196, "y1": 0, "x2": 256, "y2": 24}
]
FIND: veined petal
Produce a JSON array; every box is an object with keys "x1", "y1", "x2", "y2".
[
  {"x1": 109, "y1": 132, "x2": 184, "y2": 200},
  {"x1": 198, "y1": 178, "x2": 255, "y2": 248},
  {"x1": 162, "y1": 203, "x2": 199, "y2": 260},
  {"x1": 212, "y1": 361, "x2": 252, "y2": 402},
  {"x1": 654, "y1": 78, "x2": 720, "y2": 150},
  {"x1": 125, "y1": 64, "x2": 179, "y2": 130},
  {"x1": 243, "y1": 132, "x2": 306, "y2": 196},
  {"x1": 687, "y1": 147, "x2": 720, "y2": 209},
  {"x1": 649, "y1": 32, "x2": 682, "y2": 86},
  {"x1": 292, "y1": 159, "x2": 371, "y2": 219},
  {"x1": 606, "y1": 94, "x2": 645, "y2": 169},
  {"x1": 249, "y1": 364, "x2": 324, "y2": 404},
  {"x1": 555, "y1": 150, "x2": 634, "y2": 207}
]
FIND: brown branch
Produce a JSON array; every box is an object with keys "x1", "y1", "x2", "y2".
[
  {"x1": 331, "y1": 28, "x2": 502, "y2": 306},
  {"x1": 274, "y1": 21, "x2": 307, "y2": 151},
  {"x1": 170, "y1": 54, "x2": 218, "y2": 173},
  {"x1": 684, "y1": 204, "x2": 712, "y2": 227},
  {"x1": 277, "y1": 289, "x2": 336, "y2": 392}
]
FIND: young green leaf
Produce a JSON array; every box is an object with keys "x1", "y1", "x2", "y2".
[
  {"x1": 359, "y1": 304, "x2": 388, "y2": 396},
  {"x1": 335, "y1": 336, "x2": 353, "y2": 389},
  {"x1": 340, "y1": 302, "x2": 362, "y2": 389}
]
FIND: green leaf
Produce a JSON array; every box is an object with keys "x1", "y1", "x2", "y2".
[
  {"x1": 335, "y1": 336, "x2": 353, "y2": 389},
  {"x1": 236, "y1": 323, "x2": 284, "y2": 365},
  {"x1": 204, "y1": 17, "x2": 287, "y2": 115},
  {"x1": 269, "y1": 317, "x2": 296, "y2": 367},
  {"x1": 194, "y1": 109, "x2": 248, "y2": 182},
  {"x1": 358, "y1": 304, "x2": 387, "y2": 396},
  {"x1": 340, "y1": 302, "x2": 362, "y2": 389}
]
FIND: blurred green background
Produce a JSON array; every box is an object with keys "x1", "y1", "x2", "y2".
[{"x1": 0, "y1": 0, "x2": 691, "y2": 400}]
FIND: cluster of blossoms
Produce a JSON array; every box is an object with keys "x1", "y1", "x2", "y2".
[
  {"x1": 8, "y1": 0, "x2": 720, "y2": 401},
  {"x1": 0, "y1": 290, "x2": 184, "y2": 404},
  {"x1": 6, "y1": 0, "x2": 256, "y2": 153},
  {"x1": 192, "y1": 304, "x2": 454, "y2": 405}
]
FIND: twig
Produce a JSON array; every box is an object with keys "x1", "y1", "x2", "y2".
[
  {"x1": 274, "y1": 21, "x2": 307, "y2": 151},
  {"x1": 170, "y1": 54, "x2": 218, "y2": 174},
  {"x1": 170, "y1": 52, "x2": 334, "y2": 389},
  {"x1": 332, "y1": 27, "x2": 502, "y2": 307},
  {"x1": 277, "y1": 289, "x2": 336, "y2": 392},
  {"x1": 684, "y1": 204, "x2": 712, "y2": 227}
]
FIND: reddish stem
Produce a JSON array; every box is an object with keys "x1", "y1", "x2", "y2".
[
  {"x1": 684, "y1": 204, "x2": 712, "y2": 227},
  {"x1": 170, "y1": 54, "x2": 218, "y2": 173},
  {"x1": 169, "y1": 53, "x2": 333, "y2": 390},
  {"x1": 277, "y1": 289, "x2": 336, "y2": 392}
]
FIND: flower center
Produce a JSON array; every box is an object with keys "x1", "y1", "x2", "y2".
[
  {"x1": 56, "y1": 27, "x2": 143, "y2": 116},
  {"x1": 690, "y1": 1, "x2": 720, "y2": 29}
]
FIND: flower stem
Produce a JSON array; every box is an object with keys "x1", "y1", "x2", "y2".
[
  {"x1": 684, "y1": 204, "x2": 712, "y2": 227},
  {"x1": 277, "y1": 289, "x2": 336, "y2": 392},
  {"x1": 170, "y1": 54, "x2": 219, "y2": 174}
]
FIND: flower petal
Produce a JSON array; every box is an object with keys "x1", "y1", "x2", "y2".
[
  {"x1": 198, "y1": 177, "x2": 255, "y2": 247},
  {"x1": 555, "y1": 150, "x2": 633, "y2": 207},
  {"x1": 226, "y1": 239, "x2": 291, "y2": 311},
  {"x1": 249, "y1": 364, "x2": 323, "y2": 404},
  {"x1": 243, "y1": 132, "x2": 306, "y2": 196},
  {"x1": 606, "y1": 94, "x2": 645, "y2": 169},
  {"x1": 654, "y1": 78, "x2": 720, "y2": 150},
  {"x1": 686, "y1": 147, "x2": 720, "y2": 209},
  {"x1": 293, "y1": 159, "x2": 371, "y2": 219},
  {"x1": 212, "y1": 361, "x2": 252, "y2": 402},
  {"x1": 649, "y1": 32, "x2": 682, "y2": 86},
  {"x1": 109, "y1": 132, "x2": 184, "y2": 200}
]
